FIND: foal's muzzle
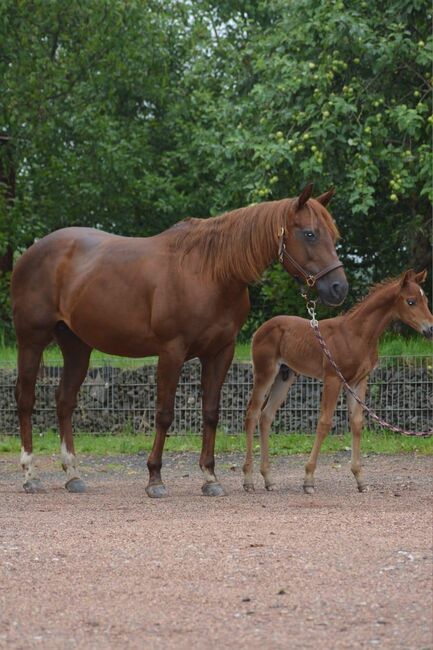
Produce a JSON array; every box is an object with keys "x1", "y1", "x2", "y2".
[{"x1": 422, "y1": 324, "x2": 433, "y2": 340}]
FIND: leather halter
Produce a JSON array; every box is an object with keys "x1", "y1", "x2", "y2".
[{"x1": 278, "y1": 227, "x2": 344, "y2": 288}]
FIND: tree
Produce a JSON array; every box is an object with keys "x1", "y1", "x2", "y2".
[{"x1": 0, "y1": 0, "x2": 431, "y2": 343}]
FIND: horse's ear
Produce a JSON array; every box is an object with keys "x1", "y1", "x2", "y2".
[
  {"x1": 296, "y1": 183, "x2": 314, "y2": 210},
  {"x1": 415, "y1": 269, "x2": 427, "y2": 284},
  {"x1": 400, "y1": 269, "x2": 415, "y2": 286},
  {"x1": 315, "y1": 187, "x2": 336, "y2": 207}
]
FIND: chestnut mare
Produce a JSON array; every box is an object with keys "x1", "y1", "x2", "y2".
[
  {"x1": 243, "y1": 270, "x2": 433, "y2": 494},
  {"x1": 11, "y1": 184, "x2": 348, "y2": 496}
]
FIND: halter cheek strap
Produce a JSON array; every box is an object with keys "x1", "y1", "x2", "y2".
[{"x1": 278, "y1": 227, "x2": 344, "y2": 287}]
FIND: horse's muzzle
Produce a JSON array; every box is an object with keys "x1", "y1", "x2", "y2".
[
  {"x1": 316, "y1": 271, "x2": 348, "y2": 307},
  {"x1": 422, "y1": 324, "x2": 433, "y2": 340}
]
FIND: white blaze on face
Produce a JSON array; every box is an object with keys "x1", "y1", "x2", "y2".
[
  {"x1": 60, "y1": 441, "x2": 79, "y2": 480},
  {"x1": 20, "y1": 447, "x2": 37, "y2": 481},
  {"x1": 420, "y1": 288, "x2": 425, "y2": 297}
]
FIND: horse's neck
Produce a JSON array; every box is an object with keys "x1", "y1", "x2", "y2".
[{"x1": 344, "y1": 286, "x2": 398, "y2": 347}]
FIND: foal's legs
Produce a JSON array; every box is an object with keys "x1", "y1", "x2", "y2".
[
  {"x1": 346, "y1": 376, "x2": 368, "y2": 492},
  {"x1": 199, "y1": 342, "x2": 235, "y2": 497},
  {"x1": 146, "y1": 345, "x2": 185, "y2": 498},
  {"x1": 304, "y1": 376, "x2": 341, "y2": 494},
  {"x1": 55, "y1": 324, "x2": 92, "y2": 492},
  {"x1": 15, "y1": 332, "x2": 52, "y2": 493},
  {"x1": 259, "y1": 367, "x2": 297, "y2": 490},
  {"x1": 242, "y1": 362, "x2": 279, "y2": 492}
]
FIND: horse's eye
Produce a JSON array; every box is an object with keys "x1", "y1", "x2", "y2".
[
  {"x1": 407, "y1": 299, "x2": 416, "y2": 306},
  {"x1": 304, "y1": 230, "x2": 316, "y2": 241}
]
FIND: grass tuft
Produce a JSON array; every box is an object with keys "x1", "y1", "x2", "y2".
[{"x1": 0, "y1": 429, "x2": 431, "y2": 456}]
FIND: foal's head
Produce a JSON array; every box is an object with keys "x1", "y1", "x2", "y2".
[
  {"x1": 282, "y1": 184, "x2": 348, "y2": 307},
  {"x1": 395, "y1": 270, "x2": 433, "y2": 339}
]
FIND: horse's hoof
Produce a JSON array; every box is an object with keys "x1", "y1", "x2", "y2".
[
  {"x1": 303, "y1": 485, "x2": 315, "y2": 495},
  {"x1": 23, "y1": 479, "x2": 45, "y2": 494},
  {"x1": 265, "y1": 483, "x2": 276, "y2": 491},
  {"x1": 358, "y1": 484, "x2": 368, "y2": 493},
  {"x1": 145, "y1": 484, "x2": 168, "y2": 499},
  {"x1": 202, "y1": 482, "x2": 225, "y2": 497},
  {"x1": 65, "y1": 478, "x2": 87, "y2": 493},
  {"x1": 243, "y1": 483, "x2": 255, "y2": 493}
]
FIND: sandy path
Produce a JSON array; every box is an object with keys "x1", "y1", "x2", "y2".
[{"x1": 0, "y1": 451, "x2": 432, "y2": 649}]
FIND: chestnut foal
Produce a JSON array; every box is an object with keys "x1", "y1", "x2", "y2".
[{"x1": 243, "y1": 270, "x2": 433, "y2": 494}]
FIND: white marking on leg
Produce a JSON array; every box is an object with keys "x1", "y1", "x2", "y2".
[
  {"x1": 60, "y1": 441, "x2": 80, "y2": 481},
  {"x1": 20, "y1": 447, "x2": 38, "y2": 482},
  {"x1": 202, "y1": 467, "x2": 217, "y2": 484}
]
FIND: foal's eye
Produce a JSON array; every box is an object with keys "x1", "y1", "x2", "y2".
[
  {"x1": 407, "y1": 299, "x2": 416, "y2": 306},
  {"x1": 303, "y1": 230, "x2": 316, "y2": 241}
]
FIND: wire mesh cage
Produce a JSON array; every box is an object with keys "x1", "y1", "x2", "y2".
[{"x1": 0, "y1": 355, "x2": 431, "y2": 435}]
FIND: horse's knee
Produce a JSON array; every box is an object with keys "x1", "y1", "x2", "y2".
[
  {"x1": 203, "y1": 408, "x2": 219, "y2": 430},
  {"x1": 15, "y1": 383, "x2": 36, "y2": 416},
  {"x1": 351, "y1": 413, "x2": 363, "y2": 432},
  {"x1": 317, "y1": 416, "x2": 332, "y2": 434},
  {"x1": 155, "y1": 407, "x2": 174, "y2": 431},
  {"x1": 56, "y1": 391, "x2": 77, "y2": 420}
]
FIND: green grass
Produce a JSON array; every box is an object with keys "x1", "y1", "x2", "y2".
[
  {"x1": 0, "y1": 334, "x2": 430, "y2": 366},
  {"x1": 1, "y1": 429, "x2": 431, "y2": 456}
]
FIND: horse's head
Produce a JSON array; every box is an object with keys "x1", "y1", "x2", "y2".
[
  {"x1": 280, "y1": 184, "x2": 348, "y2": 307},
  {"x1": 394, "y1": 270, "x2": 433, "y2": 339}
]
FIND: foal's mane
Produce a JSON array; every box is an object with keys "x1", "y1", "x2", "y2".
[
  {"x1": 346, "y1": 276, "x2": 401, "y2": 316},
  {"x1": 171, "y1": 199, "x2": 339, "y2": 284}
]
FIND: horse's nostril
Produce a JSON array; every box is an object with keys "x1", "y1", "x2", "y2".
[{"x1": 331, "y1": 282, "x2": 342, "y2": 297}]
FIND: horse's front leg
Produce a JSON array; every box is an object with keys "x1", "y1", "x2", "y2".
[
  {"x1": 347, "y1": 376, "x2": 368, "y2": 492},
  {"x1": 199, "y1": 342, "x2": 235, "y2": 496},
  {"x1": 304, "y1": 375, "x2": 341, "y2": 494},
  {"x1": 146, "y1": 345, "x2": 185, "y2": 498}
]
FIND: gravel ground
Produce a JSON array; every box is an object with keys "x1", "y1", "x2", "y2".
[{"x1": 0, "y1": 450, "x2": 432, "y2": 650}]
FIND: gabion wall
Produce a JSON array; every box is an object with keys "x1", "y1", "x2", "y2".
[{"x1": 0, "y1": 356, "x2": 431, "y2": 435}]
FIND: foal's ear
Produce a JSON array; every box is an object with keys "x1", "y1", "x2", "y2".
[
  {"x1": 315, "y1": 187, "x2": 336, "y2": 207},
  {"x1": 415, "y1": 269, "x2": 427, "y2": 284},
  {"x1": 400, "y1": 269, "x2": 416, "y2": 286},
  {"x1": 296, "y1": 183, "x2": 314, "y2": 210}
]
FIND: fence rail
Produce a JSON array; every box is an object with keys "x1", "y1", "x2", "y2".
[{"x1": 0, "y1": 355, "x2": 431, "y2": 435}]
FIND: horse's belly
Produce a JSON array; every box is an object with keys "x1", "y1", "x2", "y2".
[{"x1": 67, "y1": 304, "x2": 158, "y2": 357}]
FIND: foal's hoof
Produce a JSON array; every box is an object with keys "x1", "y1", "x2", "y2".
[
  {"x1": 145, "y1": 484, "x2": 168, "y2": 499},
  {"x1": 265, "y1": 483, "x2": 276, "y2": 491},
  {"x1": 243, "y1": 483, "x2": 255, "y2": 493},
  {"x1": 202, "y1": 482, "x2": 225, "y2": 497},
  {"x1": 23, "y1": 479, "x2": 45, "y2": 494},
  {"x1": 65, "y1": 478, "x2": 87, "y2": 493},
  {"x1": 357, "y1": 484, "x2": 368, "y2": 493},
  {"x1": 303, "y1": 485, "x2": 315, "y2": 495}
]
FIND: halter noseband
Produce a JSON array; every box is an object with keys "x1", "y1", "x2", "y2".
[{"x1": 278, "y1": 227, "x2": 344, "y2": 288}]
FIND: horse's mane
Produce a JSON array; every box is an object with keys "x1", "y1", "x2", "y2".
[
  {"x1": 171, "y1": 199, "x2": 340, "y2": 284},
  {"x1": 346, "y1": 276, "x2": 401, "y2": 316}
]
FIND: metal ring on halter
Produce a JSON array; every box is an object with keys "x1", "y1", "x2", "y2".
[{"x1": 306, "y1": 275, "x2": 315, "y2": 287}]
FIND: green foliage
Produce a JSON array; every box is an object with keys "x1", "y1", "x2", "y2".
[{"x1": 0, "y1": 0, "x2": 431, "y2": 343}]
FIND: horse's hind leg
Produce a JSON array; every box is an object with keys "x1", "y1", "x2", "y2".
[
  {"x1": 259, "y1": 365, "x2": 297, "y2": 491},
  {"x1": 16, "y1": 333, "x2": 52, "y2": 493},
  {"x1": 304, "y1": 375, "x2": 341, "y2": 494},
  {"x1": 242, "y1": 362, "x2": 279, "y2": 493},
  {"x1": 346, "y1": 376, "x2": 368, "y2": 492},
  {"x1": 55, "y1": 323, "x2": 91, "y2": 493}
]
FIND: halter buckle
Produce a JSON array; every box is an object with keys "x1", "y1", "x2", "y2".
[{"x1": 306, "y1": 275, "x2": 315, "y2": 288}]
